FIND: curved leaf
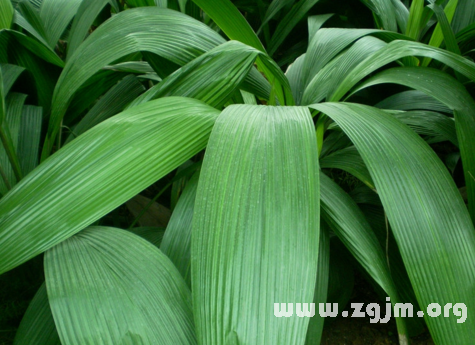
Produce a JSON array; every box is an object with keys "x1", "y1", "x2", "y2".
[
  {"x1": 310, "y1": 102, "x2": 475, "y2": 344},
  {"x1": 44, "y1": 7, "x2": 225, "y2": 157},
  {"x1": 354, "y1": 67, "x2": 475, "y2": 220},
  {"x1": 0, "y1": 97, "x2": 219, "y2": 275},
  {"x1": 45, "y1": 226, "x2": 196, "y2": 344}
]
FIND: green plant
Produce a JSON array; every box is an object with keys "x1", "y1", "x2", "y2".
[{"x1": 1, "y1": 0, "x2": 475, "y2": 344}]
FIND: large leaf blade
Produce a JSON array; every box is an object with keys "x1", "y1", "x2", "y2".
[
  {"x1": 0, "y1": 97, "x2": 219, "y2": 275},
  {"x1": 192, "y1": 105, "x2": 320, "y2": 344},
  {"x1": 45, "y1": 227, "x2": 196, "y2": 344},
  {"x1": 310, "y1": 102, "x2": 475, "y2": 344}
]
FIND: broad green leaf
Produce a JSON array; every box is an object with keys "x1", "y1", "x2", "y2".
[
  {"x1": 354, "y1": 67, "x2": 475, "y2": 220},
  {"x1": 14, "y1": 283, "x2": 60, "y2": 345},
  {"x1": 0, "y1": 0, "x2": 14, "y2": 29},
  {"x1": 45, "y1": 227, "x2": 196, "y2": 344},
  {"x1": 285, "y1": 53, "x2": 306, "y2": 105},
  {"x1": 161, "y1": 171, "x2": 199, "y2": 286},
  {"x1": 65, "y1": 75, "x2": 145, "y2": 143},
  {"x1": 43, "y1": 7, "x2": 225, "y2": 157},
  {"x1": 39, "y1": 0, "x2": 83, "y2": 48},
  {"x1": 103, "y1": 61, "x2": 155, "y2": 75},
  {"x1": 0, "y1": 97, "x2": 219, "y2": 275},
  {"x1": 310, "y1": 102, "x2": 475, "y2": 344},
  {"x1": 192, "y1": 105, "x2": 320, "y2": 344},
  {"x1": 307, "y1": 14, "x2": 334, "y2": 43}
]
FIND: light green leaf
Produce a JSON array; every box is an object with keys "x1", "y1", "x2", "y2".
[
  {"x1": 45, "y1": 226, "x2": 196, "y2": 344},
  {"x1": 192, "y1": 105, "x2": 320, "y2": 344},
  {"x1": 190, "y1": 0, "x2": 293, "y2": 105},
  {"x1": 406, "y1": 0, "x2": 424, "y2": 39},
  {"x1": 302, "y1": 35, "x2": 387, "y2": 105},
  {"x1": 0, "y1": 97, "x2": 219, "y2": 275},
  {"x1": 310, "y1": 102, "x2": 475, "y2": 344},
  {"x1": 0, "y1": 0, "x2": 14, "y2": 29},
  {"x1": 422, "y1": 0, "x2": 461, "y2": 66}
]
